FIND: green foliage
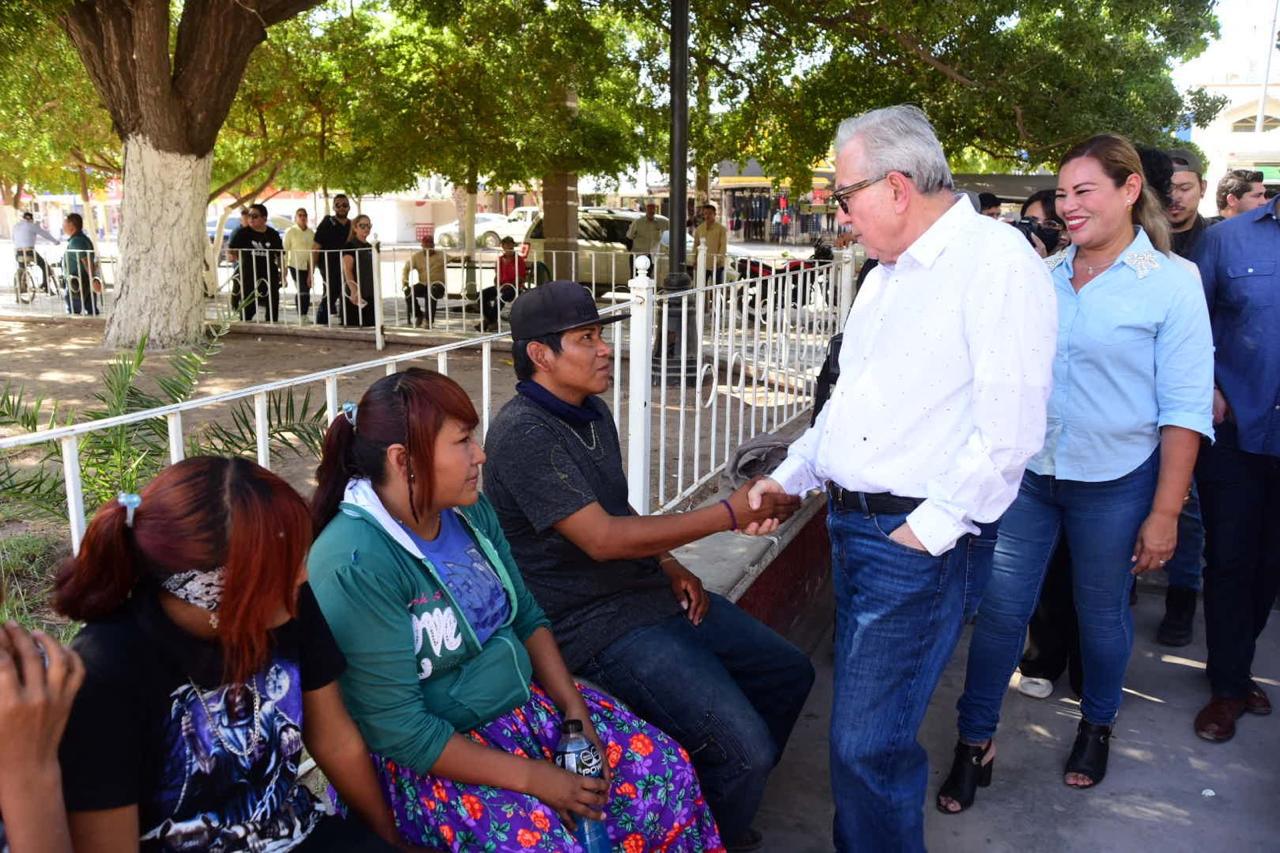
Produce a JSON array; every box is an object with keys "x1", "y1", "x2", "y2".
[
  {"x1": 0, "y1": 20, "x2": 117, "y2": 199},
  {"x1": 216, "y1": 1, "x2": 399, "y2": 198},
  {"x1": 0, "y1": 532, "x2": 74, "y2": 642},
  {"x1": 0, "y1": 325, "x2": 328, "y2": 524},
  {"x1": 623, "y1": 0, "x2": 1226, "y2": 189},
  {"x1": 366, "y1": 0, "x2": 649, "y2": 189}
]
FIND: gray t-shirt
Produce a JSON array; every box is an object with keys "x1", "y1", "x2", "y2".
[{"x1": 483, "y1": 394, "x2": 679, "y2": 671}]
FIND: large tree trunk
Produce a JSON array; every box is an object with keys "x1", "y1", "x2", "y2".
[
  {"x1": 104, "y1": 136, "x2": 212, "y2": 349},
  {"x1": 61, "y1": 0, "x2": 321, "y2": 349},
  {"x1": 541, "y1": 171, "x2": 578, "y2": 272}
]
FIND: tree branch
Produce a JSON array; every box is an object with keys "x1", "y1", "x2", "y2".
[
  {"x1": 225, "y1": 161, "x2": 282, "y2": 209},
  {"x1": 69, "y1": 148, "x2": 123, "y2": 175},
  {"x1": 207, "y1": 157, "x2": 273, "y2": 201}
]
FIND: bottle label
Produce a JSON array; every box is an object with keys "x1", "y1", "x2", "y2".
[{"x1": 555, "y1": 743, "x2": 604, "y2": 778}]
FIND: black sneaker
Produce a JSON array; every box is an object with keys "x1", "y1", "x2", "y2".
[{"x1": 1157, "y1": 586, "x2": 1197, "y2": 647}]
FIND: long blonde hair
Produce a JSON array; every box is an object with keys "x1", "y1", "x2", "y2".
[
  {"x1": 347, "y1": 214, "x2": 371, "y2": 243},
  {"x1": 1058, "y1": 134, "x2": 1171, "y2": 254}
]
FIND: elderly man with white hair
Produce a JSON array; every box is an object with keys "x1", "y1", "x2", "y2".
[{"x1": 747, "y1": 105, "x2": 1057, "y2": 851}]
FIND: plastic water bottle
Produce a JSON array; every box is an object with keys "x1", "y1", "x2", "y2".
[{"x1": 553, "y1": 719, "x2": 610, "y2": 853}]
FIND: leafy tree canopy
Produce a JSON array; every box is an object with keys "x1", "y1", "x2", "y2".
[{"x1": 622, "y1": 0, "x2": 1225, "y2": 190}]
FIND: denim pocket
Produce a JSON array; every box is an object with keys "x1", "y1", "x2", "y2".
[{"x1": 868, "y1": 512, "x2": 935, "y2": 557}]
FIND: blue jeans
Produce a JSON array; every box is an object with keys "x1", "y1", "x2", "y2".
[
  {"x1": 827, "y1": 502, "x2": 997, "y2": 853},
  {"x1": 957, "y1": 451, "x2": 1158, "y2": 743},
  {"x1": 579, "y1": 592, "x2": 814, "y2": 841}
]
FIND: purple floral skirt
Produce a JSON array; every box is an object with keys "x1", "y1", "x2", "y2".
[{"x1": 375, "y1": 682, "x2": 724, "y2": 852}]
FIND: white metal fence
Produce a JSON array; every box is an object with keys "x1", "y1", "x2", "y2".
[
  {"x1": 0, "y1": 248, "x2": 855, "y2": 552},
  {"x1": 4, "y1": 240, "x2": 794, "y2": 348}
]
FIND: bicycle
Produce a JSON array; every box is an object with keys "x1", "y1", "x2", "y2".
[{"x1": 12, "y1": 253, "x2": 45, "y2": 304}]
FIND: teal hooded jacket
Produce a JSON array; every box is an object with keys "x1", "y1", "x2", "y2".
[{"x1": 308, "y1": 478, "x2": 551, "y2": 774}]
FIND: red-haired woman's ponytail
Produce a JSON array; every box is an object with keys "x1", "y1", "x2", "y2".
[
  {"x1": 311, "y1": 411, "x2": 358, "y2": 535},
  {"x1": 53, "y1": 496, "x2": 139, "y2": 621}
]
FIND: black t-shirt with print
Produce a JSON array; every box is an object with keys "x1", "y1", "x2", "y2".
[
  {"x1": 59, "y1": 582, "x2": 346, "y2": 852},
  {"x1": 229, "y1": 225, "x2": 284, "y2": 287}
]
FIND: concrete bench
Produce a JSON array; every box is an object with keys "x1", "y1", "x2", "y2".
[{"x1": 672, "y1": 487, "x2": 832, "y2": 650}]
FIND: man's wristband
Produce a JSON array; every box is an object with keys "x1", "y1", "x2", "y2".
[{"x1": 720, "y1": 498, "x2": 739, "y2": 531}]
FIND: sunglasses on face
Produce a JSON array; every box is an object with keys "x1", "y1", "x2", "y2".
[{"x1": 830, "y1": 172, "x2": 909, "y2": 214}]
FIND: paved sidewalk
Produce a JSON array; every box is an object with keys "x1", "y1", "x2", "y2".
[{"x1": 756, "y1": 587, "x2": 1280, "y2": 852}]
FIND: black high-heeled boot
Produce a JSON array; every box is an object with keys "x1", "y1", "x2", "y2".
[
  {"x1": 1064, "y1": 720, "x2": 1111, "y2": 788},
  {"x1": 936, "y1": 740, "x2": 994, "y2": 814}
]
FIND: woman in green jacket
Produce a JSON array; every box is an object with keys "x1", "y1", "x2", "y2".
[{"x1": 308, "y1": 368, "x2": 723, "y2": 853}]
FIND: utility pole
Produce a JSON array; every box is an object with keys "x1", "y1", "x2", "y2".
[
  {"x1": 1258, "y1": 0, "x2": 1280, "y2": 133},
  {"x1": 667, "y1": 0, "x2": 690, "y2": 290}
]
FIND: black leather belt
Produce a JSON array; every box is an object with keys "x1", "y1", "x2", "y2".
[{"x1": 827, "y1": 483, "x2": 924, "y2": 514}]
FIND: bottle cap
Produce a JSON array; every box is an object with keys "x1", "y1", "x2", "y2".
[{"x1": 561, "y1": 719, "x2": 584, "y2": 734}]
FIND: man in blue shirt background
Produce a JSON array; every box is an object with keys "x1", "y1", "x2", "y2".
[{"x1": 1190, "y1": 195, "x2": 1280, "y2": 743}]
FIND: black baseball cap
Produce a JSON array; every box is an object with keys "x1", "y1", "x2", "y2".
[
  {"x1": 1168, "y1": 148, "x2": 1204, "y2": 177},
  {"x1": 509, "y1": 280, "x2": 628, "y2": 340}
]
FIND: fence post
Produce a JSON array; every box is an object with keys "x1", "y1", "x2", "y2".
[
  {"x1": 694, "y1": 243, "x2": 707, "y2": 288},
  {"x1": 373, "y1": 244, "x2": 386, "y2": 351},
  {"x1": 254, "y1": 392, "x2": 270, "y2": 468},
  {"x1": 167, "y1": 412, "x2": 185, "y2": 463},
  {"x1": 838, "y1": 248, "x2": 856, "y2": 324},
  {"x1": 61, "y1": 436, "x2": 86, "y2": 555},
  {"x1": 626, "y1": 257, "x2": 655, "y2": 515}
]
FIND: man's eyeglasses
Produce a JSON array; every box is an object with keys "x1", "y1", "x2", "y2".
[{"x1": 830, "y1": 172, "x2": 908, "y2": 214}]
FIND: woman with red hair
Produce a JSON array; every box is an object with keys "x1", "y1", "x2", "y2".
[
  {"x1": 308, "y1": 368, "x2": 722, "y2": 852},
  {"x1": 54, "y1": 456, "x2": 407, "y2": 852}
]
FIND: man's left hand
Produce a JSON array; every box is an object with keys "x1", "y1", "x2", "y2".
[
  {"x1": 889, "y1": 522, "x2": 929, "y2": 553},
  {"x1": 662, "y1": 558, "x2": 709, "y2": 625}
]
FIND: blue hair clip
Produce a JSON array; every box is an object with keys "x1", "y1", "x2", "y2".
[
  {"x1": 117, "y1": 492, "x2": 142, "y2": 528},
  {"x1": 341, "y1": 401, "x2": 358, "y2": 431}
]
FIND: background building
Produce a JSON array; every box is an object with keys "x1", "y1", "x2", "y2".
[{"x1": 1175, "y1": 0, "x2": 1280, "y2": 212}]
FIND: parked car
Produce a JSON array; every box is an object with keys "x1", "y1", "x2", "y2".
[
  {"x1": 519, "y1": 207, "x2": 739, "y2": 293},
  {"x1": 436, "y1": 208, "x2": 540, "y2": 250}
]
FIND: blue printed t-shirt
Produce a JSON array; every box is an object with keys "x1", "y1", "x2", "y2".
[{"x1": 400, "y1": 510, "x2": 512, "y2": 644}]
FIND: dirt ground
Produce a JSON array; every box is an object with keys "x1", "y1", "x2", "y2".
[{"x1": 0, "y1": 318, "x2": 524, "y2": 493}]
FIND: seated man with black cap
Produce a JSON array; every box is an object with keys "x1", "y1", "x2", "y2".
[{"x1": 482, "y1": 280, "x2": 816, "y2": 851}]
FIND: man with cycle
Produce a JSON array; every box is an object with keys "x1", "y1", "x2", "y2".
[{"x1": 13, "y1": 211, "x2": 60, "y2": 293}]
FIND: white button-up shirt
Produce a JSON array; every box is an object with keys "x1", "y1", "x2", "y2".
[
  {"x1": 13, "y1": 219, "x2": 59, "y2": 249},
  {"x1": 771, "y1": 197, "x2": 1058, "y2": 555}
]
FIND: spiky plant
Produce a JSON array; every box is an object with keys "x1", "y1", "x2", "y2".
[{"x1": 1, "y1": 322, "x2": 329, "y2": 523}]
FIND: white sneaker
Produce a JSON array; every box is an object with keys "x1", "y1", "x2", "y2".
[{"x1": 1017, "y1": 676, "x2": 1053, "y2": 699}]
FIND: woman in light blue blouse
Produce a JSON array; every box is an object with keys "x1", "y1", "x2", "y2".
[{"x1": 937, "y1": 134, "x2": 1214, "y2": 812}]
